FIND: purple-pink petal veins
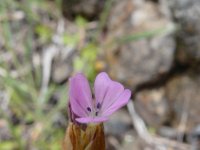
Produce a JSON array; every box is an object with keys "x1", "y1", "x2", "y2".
[
  {"x1": 69, "y1": 73, "x2": 93, "y2": 117},
  {"x1": 102, "y1": 89, "x2": 131, "y2": 116},
  {"x1": 94, "y1": 72, "x2": 111, "y2": 106},
  {"x1": 69, "y1": 97, "x2": 88, "y2": 117},
  {"x1": 76, "y1": 116, "x2": 109, "y2": 124},
  {"x1": 100, "y1": 81, "x2": 124, "y2": 111}
]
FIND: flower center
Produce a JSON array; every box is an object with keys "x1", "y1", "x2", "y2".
[
  {"x1": 87, "y1": 107, "x2": 91, "y2": 112},
  {"x1": 86, "y1": 102, "x2": 101, "y2": 117},
  {"x1": 97, "y1": 102, "x2": 101, "y2": 109}
]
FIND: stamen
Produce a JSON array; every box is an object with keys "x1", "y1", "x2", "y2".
[
  {"x1": 95, "y1": 112, "x2": 98, "y2": 116},
  {"x1": 87, "y1": 107, "x2": 91, "y2": 112},
  {"x1": 97, "y1": 103, "x2": 101, "y2": 109}
]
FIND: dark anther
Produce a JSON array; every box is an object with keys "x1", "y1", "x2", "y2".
[
  {"x1": 95, "y1": 112, "x2": 98, "y2": 116},
  {"x1": 97, "y1": 103, "x2": 101, "y2": 109},
  {"x1": 87, "y1": 107, "x2": 91, "y2": 112}
]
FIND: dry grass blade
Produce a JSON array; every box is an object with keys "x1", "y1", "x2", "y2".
[{"x1": 127, "y1": 100, "x2": 192, "y2": 150}]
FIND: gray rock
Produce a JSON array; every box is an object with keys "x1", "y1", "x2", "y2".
[
  {"x1": 104, "y1": 0, "x2": 175, "y2": 88},
  {"x1": 0, "y1": 119, "x2": 12, "y2": 141},
  {"x1": 165, "y1": 73, "x2": 200, "y2": 130},
  {"x1": 168, "y1": 0, "x2": 200, "y2": 64},
  {"x1": 52, "y1": 50, "x2": 74, "y2": 83},
  {"x1": 188, "y1": 125, "x2": 200, "y2": 149},
  {"x1": 104, "y1": 109, "x2": 132, "y2": 136},
  {"x1": 135, "y1": 88, "x2": 170, "y2": 127}
]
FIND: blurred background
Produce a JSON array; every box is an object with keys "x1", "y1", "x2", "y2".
[{"x1": 0, "y1": 0, "x2": 200, "y2": 149}]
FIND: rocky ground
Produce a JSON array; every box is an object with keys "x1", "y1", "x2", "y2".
[{"x1": 0, "y1": 0, "x2": 200, "y2": 149}]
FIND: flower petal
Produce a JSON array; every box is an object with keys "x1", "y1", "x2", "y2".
[
  {"x1": 76, "y1": 116, "x2": 109, "y2": 123},
  {"x1": 69, "y1": 97, "x2": 88, "y2": 117},
  {"x1": 101, "y1": 81, "x2": 124, "y2": 111},
  {"x1": 102, "y1": 89, "x2": 131, "y2": 116},
  {"x1": 94, "y1": 72, "x2": 111, "y2": 106},
  {"x1": 94, "y1": 72, "x2": 124, "y2": 111},
  {"x1": 69, "y1": 73, "x2": 93, "y2": 117}
]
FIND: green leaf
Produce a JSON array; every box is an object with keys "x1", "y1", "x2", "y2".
[
  {"x1": 63, "y1": 33, "x2": 79, "y2": 46},
  {"x1": 0, "y1": 141, "x2": 17, "y2": 150},
  {"x1": 75, "y1": 16, "x2": 88, "y2": 27},
  {"x1": 35, "y1": 24, "x2": 52, "y2": 43},
  {"x1": 73, "y1": 56, "x2": 85, "y2": 72}
]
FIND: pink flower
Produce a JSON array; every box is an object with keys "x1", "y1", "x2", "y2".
[{"x1": 69, "y1": 72, "x2": 131, "y2": 124}]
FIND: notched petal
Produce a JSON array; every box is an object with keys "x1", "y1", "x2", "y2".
[
  {"x1": 94, "y1": 72, "x2": 111, "y2": 105},
  {"x1": 101, "y1": 81, "x2": 124, "y2": 110},
  {"x1": 102, "y1": 89, "x2": 131, "y2": 116},
  {"x1": 69, "y1": 73, "x2": 93, "y2": 117}
]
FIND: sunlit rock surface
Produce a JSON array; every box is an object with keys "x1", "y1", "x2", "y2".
[{"x1": 104, "y1": 0, "x2": 175, "y2": 88}]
